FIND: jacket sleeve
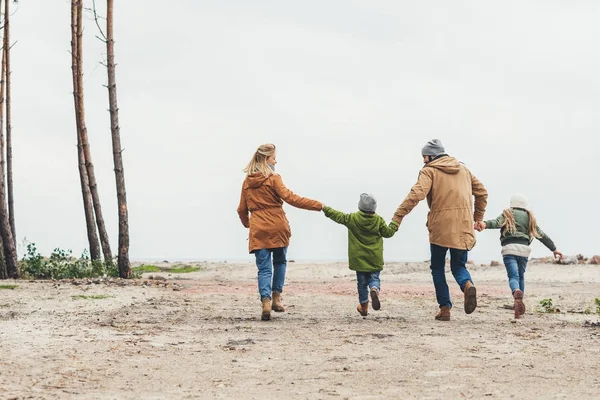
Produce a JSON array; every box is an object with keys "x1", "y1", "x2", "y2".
[
  {"x1": 236, "y1": 186, "x2": 249, "y2": 228},
  {"x1": 484, "y1": 214, "x2": 505, "y2": 230},
  {"x1": 535, "y1": 225, "x2": 557, "y2": 251},
  {"x1": 323, "y1": 206, "x2": 351, "y2": 226},
  {"x1": 272, "y1": 174, "x2": 323, "y2": 211},
  {"x1": 379, "y1": 218, "x2": 399, "y2": 238},
  {"x1": 392, "y1": 168, "x2": 433, "y2": 225},
  {"x1": 471, "y1": 173, "x2": 488, "y2": 222}
]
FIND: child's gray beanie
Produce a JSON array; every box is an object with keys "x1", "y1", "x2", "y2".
[{"x1": 358, "y1": 193, "x2": 377, "y2": 213}]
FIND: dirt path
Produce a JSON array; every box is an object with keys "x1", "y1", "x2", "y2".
[{"x1": 1, "y1": 262, "x2": 599, "y2": 399}]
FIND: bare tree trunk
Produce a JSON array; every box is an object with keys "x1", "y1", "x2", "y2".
[
  {"x1": 106, "y1": 0, "x2": 130, "y2": 278},
  {"x1": 0, "y1": 231, "x2": 6, "y2": 279},
  {"x1": 74, "y1": 2, "x2": 113, "y2": 263},
  {"x1": 4, "y1": 0, "x2": 14, "y2": 247},
  {"x1": 0, "y1": 0, "x2": 18, "y2": 278},
  {"x1": 71, "y1": 0, "x2": 101, "y2": 261}
]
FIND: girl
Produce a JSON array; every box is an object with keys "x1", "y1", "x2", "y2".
[
  {"x1": 477, "y1": 194, "x2": 563, "y2": 318},
  {"x1": 237, "y1": 144, "x2": 323, "y2": 321}
]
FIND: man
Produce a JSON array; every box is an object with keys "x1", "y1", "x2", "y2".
[{"x1": 392, "y1": 139, "x2": 488, "y2": 321}]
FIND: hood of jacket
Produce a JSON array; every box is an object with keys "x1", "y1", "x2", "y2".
[
  {"x1": 351, "y1": 212, "x2": 380, "y2": 239},
  {"x1": 424, "y1": 155, "x2": 461, "y2": 175},
  {"x1": 245, "y1": 172, "x2": 272, "y2": 189}
]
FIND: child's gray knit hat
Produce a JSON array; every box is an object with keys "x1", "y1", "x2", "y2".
[{"x1": 358, "y1": 193, "x2": 377, "y2": 213}]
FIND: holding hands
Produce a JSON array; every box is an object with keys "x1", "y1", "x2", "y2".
[{"x1": 474, "y1": 221, "x2": 486, "y2": 232}]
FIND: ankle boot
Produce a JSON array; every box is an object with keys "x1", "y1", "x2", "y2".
[
  {"x1": 261, "y1": 298, "x2": 271, "y2": 321},
  {"x1": 370, "y1": 287, "x2": 381, "y2": 311},
  {"x1": 513, "y1": 289, "x2": 525, "y2": 318},
  {"x1": 357, "y1": 302, "x2": 369, "y2": 317},
  {"x1": 272, "y1": 291, "x2": 285, "y2": 312},
  {"x1": 435, "y1": 306, "x2": 451, "y2": 321},
  {"x1": 463, "y1": 281, "x2": 477, "y2": 314}
]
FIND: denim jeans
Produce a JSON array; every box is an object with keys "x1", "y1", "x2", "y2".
[
  {"x1": 503, "y1": 255, "x2": 528, "y2": 293},
  {"x1": 356, "y1": 271, "x2": 381, "y2": 304},
  {"x1": 430, "y1": 243, "x2": 473, "y2": 308},
  {"x1": 254, "y1": 247, "x2": 287, "y2": 301}
]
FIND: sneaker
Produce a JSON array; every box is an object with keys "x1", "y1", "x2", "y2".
[{"x1": 370, "y1": 287, "x2": 381, "y2": 311}]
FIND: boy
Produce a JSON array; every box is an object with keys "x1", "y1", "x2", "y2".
[{"x1": 323, "y1": 193, "x2": 399, "y2": 316}]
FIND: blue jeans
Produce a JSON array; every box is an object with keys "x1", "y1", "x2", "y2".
[
  {"x1": 356, "y1": 271, "x2": 381, "y2": 304},
  {"x1": 503, "y1": 255, "x2": 528, "y2": 293},
  {"x1": 254, "y1": 247, "x2": 287, "y2": 301},
  {"x1": 430, "y1": 243, "x2": 473, "y2": 308}
]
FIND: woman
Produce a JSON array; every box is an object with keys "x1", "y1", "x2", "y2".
[{"x1": 237, "y1": 144, "x2": 323, "y2": 320}]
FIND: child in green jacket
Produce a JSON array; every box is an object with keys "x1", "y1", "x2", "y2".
[
  {"x1": 323, "y1": 193, "x2": 399, "y2": 316},
  {"x1": 476, "y1": 194, "x2": 563, "y2": 319}
]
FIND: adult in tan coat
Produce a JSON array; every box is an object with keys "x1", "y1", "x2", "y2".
[
  {"x1": 392, "y1": 139, "x2": 488, "y2": 321},
  {"x1": 237, "y1": 144, "x2": 323, "y2": 321}
]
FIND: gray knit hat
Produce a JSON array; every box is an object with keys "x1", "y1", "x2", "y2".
[
  {"x1": 358, "y1": 193, "x2": 377, "y2": 214},
  {"x1": 421, "y1": 139, "x2": 445, "y2": 157}
]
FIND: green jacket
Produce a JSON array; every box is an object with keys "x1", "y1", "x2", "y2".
[
  {"x1": 323, "y1": 206, "x2": 398, "y2": 272},
  {"x1": 484, "y1": 208, "x2": 556, "y2": 251}
]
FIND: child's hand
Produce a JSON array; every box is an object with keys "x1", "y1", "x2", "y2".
[
  {"x1": 553, "y1": 250, "x2": 563, "y2": 261},
  {"x1": 474, "y1": 221, "x2": 486, "y2": 232}
]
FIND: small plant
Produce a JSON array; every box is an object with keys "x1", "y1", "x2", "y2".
[
  {"x1": 71, "y1": 294, "x2": 113, "y2": 300},
  {"x1": 539, "y1": 298, "x2": 559, "y2": 313},
  {"x1": 19, "y1": 242, "x2": 124, "y2": 280},
  {"x1": 133, "y1": 265, "x2": 160, "y2": 273},
  {"x1": 169, "y1": 265, "x2": 202, "y2": 274},
  {"x1": 595, "y1": 298, "x2": 600, "y2": 314},
  {"x1": 0, "y1": 285, "x2": 18, "y2": 290}
]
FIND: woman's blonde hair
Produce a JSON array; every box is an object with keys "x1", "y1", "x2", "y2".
[
  {"x1": 501, "y1": 208, "x2": 541, "y2": 239},
  {"x1": 244, "y1": 143, "x2": 276, "y2": 177}
]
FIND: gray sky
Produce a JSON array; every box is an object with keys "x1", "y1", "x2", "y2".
[{"x1": 11, "y1": 1, "x2": 600, "y2": 262}]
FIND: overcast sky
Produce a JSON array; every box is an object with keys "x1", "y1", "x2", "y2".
[{"x1": 10, "y1": 1, "x2": 600, "y2": 263}]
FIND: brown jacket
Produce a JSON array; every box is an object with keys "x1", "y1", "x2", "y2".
[
  {"x1": 392, "y1": 156, "x2": 488, "y2": 250},
  {"x1": 237, "y1": 173, "x2": 323, "y2": 253}
]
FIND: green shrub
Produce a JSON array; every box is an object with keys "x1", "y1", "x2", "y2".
[{"x1": 20, "y1": 242, "x2": 122, "y2": 280}]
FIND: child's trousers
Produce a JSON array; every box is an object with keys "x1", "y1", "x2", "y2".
[{"x1": 356, "y1": 271, "x2": 381, "y2": 304}]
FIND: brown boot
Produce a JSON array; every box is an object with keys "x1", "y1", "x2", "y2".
[
  {"x1": 463, "y1": 281, "x2": 477, "y2": 314},
  {"x1": 261, "y1": 298, "x2": 272, "y2": 321},
  {"x1": 513, "y1": 289, "x2": 525, "y2": 318},
  {"x1": 435, "y1": 306, "x2": 451, "y2": 321},
  {"x1": 370, "y1": 287, "x2": 381, "y2": 311},
  {"x1": 357, "y1": 302, "x2": 369, "y2": 317},
  {"x1": 272, "y1": 292, "x2": 285, "y2": 312}
]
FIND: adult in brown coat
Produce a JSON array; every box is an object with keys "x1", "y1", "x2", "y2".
[
  {"x1": 237, "y1": 144, "x2": 323, "y2": 320},
  {"x1": 392, "y1": 139, "x2": 488, "y2": 321}
]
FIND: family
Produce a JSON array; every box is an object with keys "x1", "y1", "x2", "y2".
[{"x1": 236, "y1": 141, "x2": 563, "y2": 321}]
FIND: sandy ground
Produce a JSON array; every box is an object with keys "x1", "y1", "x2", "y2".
[{"x1": 1, "y1": 260, "x2": 599, "y2": 399}]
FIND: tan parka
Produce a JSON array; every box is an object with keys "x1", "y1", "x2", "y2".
[
  {"x1": 237, "y1": 173, "x2": 323, "y2": 253},
  {"x1": 392, "y1": 156, "x2": 488, "y2": 250}
]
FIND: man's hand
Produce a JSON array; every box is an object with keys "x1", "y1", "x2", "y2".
[{"x1": 474, "y1": 221, "x2": 486, "y2": 232}]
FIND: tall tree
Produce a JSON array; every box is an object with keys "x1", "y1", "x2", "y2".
[
  {"x1": 71, "y1": 0, "x2": 101, "y2": 261},
  {"x1": 4, "y1": 0, "x2": 14, "y2": 246},
  {"x1": 106, "y1": 0, "x2": 130, "y2": 278},
  {"x1": 0, "y1": 0, "x2": 18, "y2": 278},
  {"x1": 75, "y1": 1, "x2": 113, "y2": 263}
]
